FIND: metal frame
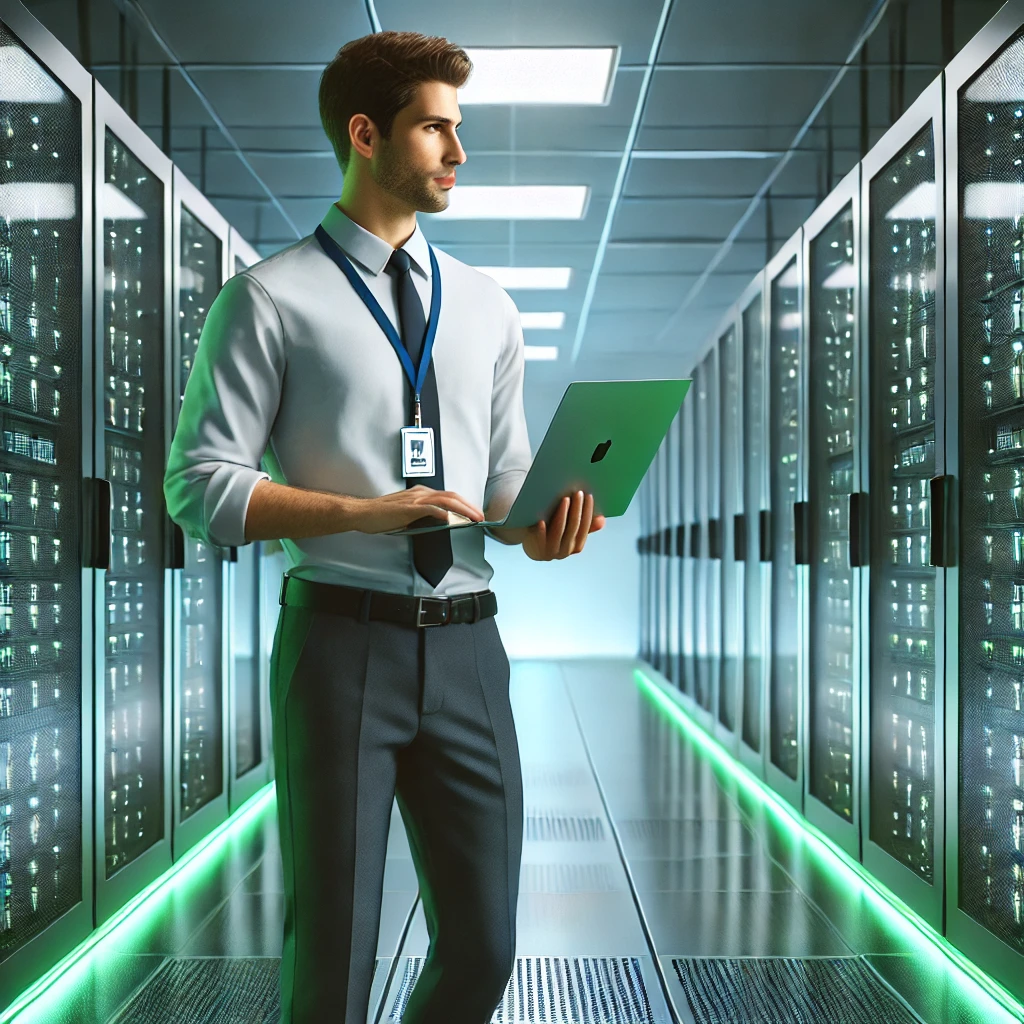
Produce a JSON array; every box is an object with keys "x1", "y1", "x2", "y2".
[
  {"x1": 90, "y1": 79, "x2": 176, "y2": 926},
  {"x1": 858, "y1": 74, "x2": 946, "y2": 933},
  {"x1": 677, "y1": 366, "x2": 697, "y2": 709},
  {"x1": 169, "y1": 165, "x2": 231, "y2": 862},
  {"x1": 712, "y1": 310, "x2": 741, "y2": 756},
  {"x1": 0, "y1": 0, "x2": 96, "y2": 1008},
  {"x1": 224, "y1": 228, "x2": 272, "y2": 813},
  {"x1": 764, "y1": 227, "x2": 807, "y2": 816},
  {"x1": 943, "y1": 0, "x2": 1024, "y2": 1001},
  {"x1": 665, "y1": 404, "x2": 681, "y2": 691},
  {"x1": 736, "y1": 270, "x2": 769, "y2": 780},
  {"x1": 655, "y1": 441, "x2": 669, "y2": 677},
  {"x1": 802, "y1": 162, "x2": 863, "y2": 863},
  {"x1": 691, "y1": 354, "x2": 715, "y2": 734}
]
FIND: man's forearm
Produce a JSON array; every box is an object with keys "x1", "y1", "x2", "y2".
[{"x1": 243, "y1": 479, "x2": 359, "y2": 542}]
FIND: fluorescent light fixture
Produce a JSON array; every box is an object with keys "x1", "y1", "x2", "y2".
[
  {"x1": 0, "y1": 47, "x2": 65, "y2": 103},
  {"x1": 474, "y1": 267, "x2": 572, "y2": 289},
  {"x1": 0, "y1": 182, "x2": 76, "y2": 221},
  {"x1": 524, "y1": 345, "x2": 559, "y2": 360},
  {"x1": 520, "y1": 311, "x2": 565, "y2": 330},
  {"x1": 631, "y1": 149, "x2": 781, "y2": 160},
  {"x1": 779, "y1": 311, "x2": 802, "y2": 331},
  {"x1": 965, "y1": 37, "x2": 1024, "y2": 102},
  {"x1": 964, "y1": 182, "x2": 1024, "y2": 220},
  {"x1": 434, "y1": 186, "x2": 588, "y2": 220},
  {"x1": 633, "y1": 667, "x2": 1024, "y2": 1024},
  {"x1": 885, "y1": 181, "x2": 937, "y2": 221},
  {"x1": 460, "y1": 48, "x2": 616, "y2": 105},
  {"x1": 102, "y1": 181, "x2": 147, "y2": 221},
  {"x1": 822, "y1": 262, "x2": 857, "y2": 290}
]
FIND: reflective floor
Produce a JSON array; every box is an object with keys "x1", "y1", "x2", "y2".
[{"x1": 8, "y1": 659, "x2": 1024, "y2": 1023}]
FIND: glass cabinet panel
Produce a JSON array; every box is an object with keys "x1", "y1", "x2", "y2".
[
  {"x1": 868, "y1": 127, "x2": 938, "y2": 882},
  {"x1": 957, "y1": 34, "x2": 1024, "y2": 954},
  {"x1": 719, "y1": 326, "x2": 740, "y2": 732},
  {"x1": 808, "y1": 203, "x2": 858, "y2": 823},
  {"x1": 177, "y1": 208, "x2": 223, "y2": 821},
  {"x1": 742, "y1": 293, "x2": 766, "y2": 753},
  {"x1": 693, "y1": 360, "x2": 711, "y2": 712},
  {"x1": 769, "y1": 258, "x2": 802, "y2": 780},
  {"x1": 679, "y1": 377, "x2": 695, "y2": 698},
  {"x1": 101, "y1": 129, "x2": 166, "y2": 875},
  {"x1": 0, "y1": 22, "x2": 84, "y2": 957}
]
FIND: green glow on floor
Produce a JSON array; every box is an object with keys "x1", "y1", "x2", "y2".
[
  {"x1": 633, "y1": 667, "x2": 1024, "y2": 1024},
  {"x1": 2, "y1": 784, "x2": 277, "y2": 1024}
]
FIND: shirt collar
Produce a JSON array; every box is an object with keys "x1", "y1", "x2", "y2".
[{"x1": 319, "y1": 202, "x2": 431, "y2": 279}]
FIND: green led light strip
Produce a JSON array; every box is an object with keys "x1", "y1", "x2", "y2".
[
  {"x1": 633, "y1": 667, "x2": 1024, "y2": 1024},
  {"x1": 1, "y1": 783, "x2": 277, "y2": 1024}
]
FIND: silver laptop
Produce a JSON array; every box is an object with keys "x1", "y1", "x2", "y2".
[{"x1": 386, "y1": 378, "x2": 692, "y2": 536}]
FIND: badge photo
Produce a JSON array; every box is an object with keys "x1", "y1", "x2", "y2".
[{"x1": 402, "y1": 425, "x2": 436, "y2": 478}]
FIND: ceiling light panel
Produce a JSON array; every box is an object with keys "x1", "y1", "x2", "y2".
[{"x1": 459, "y1": 48, "x2": 617, "y2": 105}]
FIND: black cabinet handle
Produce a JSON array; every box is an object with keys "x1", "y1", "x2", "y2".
[
  {"x1": 734, "y1": 514, "x2": 747, "y2": 561},
  {"x1": 708, "y1": 518, "x2": 722, "y2": 559},
  {"x1": 690, "y1": 522, "x2": 701, "y2": 558},
  {"x1": 82, "y1": 477, "x2": 111, "y2": 570},
  {"x1": 849, "y1": 491, "x2": 867, "y2": 568},
  {"x1": 662, "y1": 526, "x2": 673, "y2": 557},
  {"x1": 169, "y1": 520, "x2": 185, "y2": 570},
  {"x1": 675, "y1": 523, "x2": 687, "y2": 556},
  {"x1": 759, "y1": 509, "x2": 772, "y2": 562},
  {"x1": 794, "y1": 501, "x2": 810, "y2": 565},
  {"x1": 636, "y1": 536, "x2": 644, "y2": 555},
  {"x1": 228, "y1": 546, "x2": 238, "y2": 563},
  {"x1": 929, "y1": 474, "x2": 955, "y2": 567}
]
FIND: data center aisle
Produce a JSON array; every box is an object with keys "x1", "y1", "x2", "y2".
[{"x1": 11, "y1": 659, "x2": 1024, "y2": 1023}]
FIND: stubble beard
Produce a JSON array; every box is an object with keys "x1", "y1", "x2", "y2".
[{"x1": 373, "y1": 139, "x2": 450, "y2": 214}]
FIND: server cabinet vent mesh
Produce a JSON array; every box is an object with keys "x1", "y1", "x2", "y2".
[
  {"x1": 524, "y1": 813, "x2": 606, "y2": 842},
  {"x1": 110, "y1": 957, "x2": 379, "y2": 1022},
  {"x1": 671, "y1": 957, "x2": 923, "y2": 1023},
  {"x1": 388, "y1": 956, "x2": 654, "y2": 1022}
]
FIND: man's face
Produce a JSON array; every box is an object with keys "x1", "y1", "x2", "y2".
[{"x1": 370, "y1": 80, "x2": 466, "y2": 214}]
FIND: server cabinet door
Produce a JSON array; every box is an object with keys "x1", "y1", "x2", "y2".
[
  {"x1": 93, "y1": 83, "x2": 174, "y2": 924},
  {"x1": 740, "y1": 286, "x2": 768, "y2": 777},
  {"x1": 766, "y1": 236, "x2": 805, "y2": 812},
  {"x1": 862, "y1": 79, "x2": 945, "y2": 931},
  {"x1": 679, "y1": 379, "x2": 696, "y2": 701},
  {"x1": 0, "y1": 6, "x2": 94, "y2": 1006},
  {"x1": 805, "y1": 168, "x2": 862, "y2": 860},
  {"x1": 717, "y1": 323, "x2": 741, "y2": 753},
  {"x1": 655, "y1": 442, "x2": 668, "y2": 676},
  {"x1": 946, "y1": 6, "x2": 1024, "y2": 1000},
  {"x1": 170, "y1": 169, "x2": 229, "y2": 860},
  {"x1": 692, "y1": 359, "x2": 713, "y2": 730},
  {"x1": 666, "y1": 410, "x2": 681, "y2": 689}
]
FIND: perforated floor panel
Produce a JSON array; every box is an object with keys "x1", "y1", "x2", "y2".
[
  {"x1": 108, "y1": 957, "x2": 381, "y2": 1023},
  {"x1": 387, "y1": 956, "x2": 656, "y2": 1022},
  {"x1": 669, "y1": 957, "x2": 924, "y2": 1023}
]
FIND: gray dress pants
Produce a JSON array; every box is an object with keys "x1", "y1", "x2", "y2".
[{"x1": 269, "y1": 591, "x2": 523, "y2": 1024}]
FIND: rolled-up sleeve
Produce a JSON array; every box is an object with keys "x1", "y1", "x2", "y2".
[
  {"x1": 483, "y1": 289, "x2": 532, "y2": 535},
  {"x1": 164, "y1": 271, "x2": 283, "y2": 548}
]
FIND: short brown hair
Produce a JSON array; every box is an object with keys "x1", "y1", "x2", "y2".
[{"x1": 319, "y1": 31, "x2": 472, "y2": 172}]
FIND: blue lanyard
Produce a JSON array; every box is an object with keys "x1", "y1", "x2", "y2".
[{"x1": 314, "y1": 224, "x2": 441, "y2": 403}]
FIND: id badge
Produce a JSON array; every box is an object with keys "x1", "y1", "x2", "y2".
[{"x1": 401, "y1": 426, "x2": 435, "y2": 478}]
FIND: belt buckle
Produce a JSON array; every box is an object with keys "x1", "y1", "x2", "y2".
[{"x1": 416, "y1": 597, "x2": 449, "y2": 627}]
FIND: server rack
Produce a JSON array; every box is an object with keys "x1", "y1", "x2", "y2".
[
  {"x1": 945, "y1": 0, "x2": 1024, "y2": 999},
  {"x1": 738, "y1": 273, "x2": 769, "y2": 779},
  {"x1": 765, "y1": 229, "x2": 806, "y2": 814},
  {"x1": 91, "y1": 80, "x2": 174, "y2": 925},
  {"x1": 678, "y1": 374, "x2": 696, "y2": 703},
  {"x1": 860, "y1": 76, "x2": 947, "y2": 931},
  {"x1": 656, "y1": 440, "x2": 670, "y2": 678},
  {"x1": 638, "y1": 472, "x2": 649, "y2": 662},
  {"x1": 803, "y1": 164, "x2": 864, "y2": 861},
  {"x1": 0, "y1": 1, "x2": 95, "y2": 1005},
  {"x1": 691, "y1": 357, "x2": 714, "y2": 732},
  {"x1": 169, "y1": 167, "x2": 230, "y2": 861},
  {"x1": 665, "y1": 408, "x2": 681, "y2": 689},
  {"x1": 224, "y1": 230, "x2": 271, "y2": 813},
  {"x1": 716, "y1": 316, "x2": 742, "y2": 756}
]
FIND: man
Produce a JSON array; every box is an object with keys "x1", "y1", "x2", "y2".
[{"x1": 164, "y1": 29, "x2": 603, "y2": 1024}]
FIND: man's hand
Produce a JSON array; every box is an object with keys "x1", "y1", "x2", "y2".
[{"x1": 522, "y1": 490, "x2": 605, "y2": 561}]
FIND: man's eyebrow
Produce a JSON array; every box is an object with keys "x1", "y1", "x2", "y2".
[{"x1": 417, "y1": 115, "x2": 463, "y2": 127}]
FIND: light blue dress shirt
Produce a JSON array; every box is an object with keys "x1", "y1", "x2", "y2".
[{"x1": 163, "y1": 202, "x2": 533, "y2": 597}]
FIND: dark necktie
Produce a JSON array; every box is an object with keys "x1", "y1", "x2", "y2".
[{"x1": 385, "y1": 247, "x2": 453, "y2": 588}]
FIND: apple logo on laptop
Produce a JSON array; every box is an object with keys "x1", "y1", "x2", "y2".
[{"x1": 591, "y1": 439, "x2": 612, "y2": 463}]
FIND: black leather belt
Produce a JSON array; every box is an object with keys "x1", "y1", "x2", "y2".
[{"x1": 279, "y1": 574, "x2": 497, "y2": 628}]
